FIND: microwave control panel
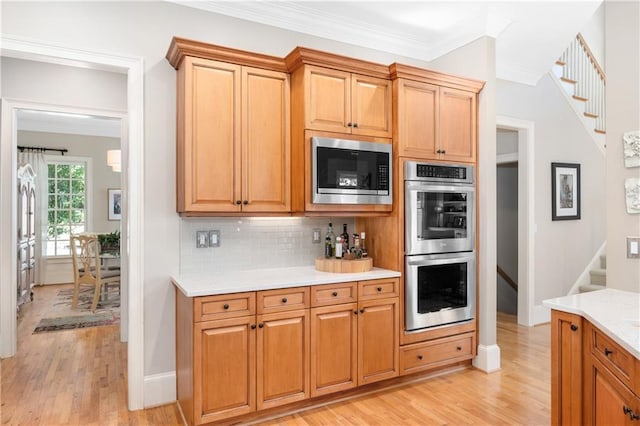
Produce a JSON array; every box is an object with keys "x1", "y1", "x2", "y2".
[{"x1": 405, "y1": 162, "x2": 474, "y2": 184}]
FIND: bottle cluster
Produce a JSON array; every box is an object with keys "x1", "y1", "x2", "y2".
[{"x1": 325, "y1": 223, "x2": 368, "y2": 259}]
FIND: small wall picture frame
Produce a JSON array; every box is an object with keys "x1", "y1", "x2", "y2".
[
  {"x1": 623, "y1": 130, "x2": 640, "y2": 168},
  {"x1": 625, "y1": 178, "x2": 640, "y2": 214},
  {"x1": 108, "y1": 188, "x2": 122, "y2": 221},
  {"x1": 551, "y1": 162, "x2": 581, "y2": 221}
]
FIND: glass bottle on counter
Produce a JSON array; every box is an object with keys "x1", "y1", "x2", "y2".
[
  {"x1": 360, "y1": 231, "x2": 368, "y2": 258},
  {"x1": 353, "y1": 234, "x2": 362, "y2": 258},
  {"x1": 324, "y1": 233, "x2": 332, "y2": 258},
  {"x1": 326, "y1": 222, "x2": 336, "y2": 256},
  {"x1": 341, "y1": 224, "x2": 349, "y2": 254},
  {"x1": 335, "y1": 236, "x2": 343, "y2": 258}
]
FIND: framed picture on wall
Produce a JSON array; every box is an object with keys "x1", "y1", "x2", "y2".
[
  {"x1": 108, "y1": 188, "x2": 122, "y2": 221},
  {"x1": 551, "y1": 162, "x2": 581, "y2": 221}
]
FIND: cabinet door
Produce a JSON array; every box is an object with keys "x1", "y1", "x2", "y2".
[
  {"x1": 257, "y1": 309, "x2": 309, "y2": 410},
  {"x1": 551, "y1": 310, "x2": 583, "y2": 426},
  {"x1": 439, "y1": 87, "x2": 476, "y2": 163},
  {"x1": 351, "y1": 74, "x2": 392, "y2": 138},
  {"x1": 394, "y1": 79, "x2": 439, "y2": 159},
  {"x1": 180, "y1": 57, "x2": 241, "y2": 213},
  {"x1": 305, "y1": 65, "x2": 351, "y2": 133},
  {"x1": 357, "y1": 297, "x2": 399, "y2": 385},
  {"x1": 242, "y1": 67, "x2": 291, "y2": 212},
  {"x1": 587, "y1": 356, "x2": 639, "y2": 426},
  {"x1": 195, "y1": 316, "x2": 256, "y2": 424},
  {"x1": 310, "y1": 303, "x2": 357, "y2": 397}
]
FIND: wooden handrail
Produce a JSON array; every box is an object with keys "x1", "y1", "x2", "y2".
[
  {"x1": 497, "y1": 265, "x2": 518, "y2": 292},
  {"x1": 577, "y1": 33, "x2": 606, "y2": 83}
]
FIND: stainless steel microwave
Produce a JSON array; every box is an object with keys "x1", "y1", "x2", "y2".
[{"x1": 311, "y1": 137, "x2": 392, "y2": 205}]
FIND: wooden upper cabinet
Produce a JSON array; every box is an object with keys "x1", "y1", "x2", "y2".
[
  {"x1": 303, "y1": 65, "x2": 392, "y2": 138},
  {"x1": 168, "y1": 38, "x2": 290, "y2": 215},
  {"x1": 391, "y1": 63, "x2": 484, "y2": 164},
  {"x1": 439, "y1": 87, "x2": 476, "y2": 163}
]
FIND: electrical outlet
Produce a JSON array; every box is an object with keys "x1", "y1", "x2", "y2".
[
  {"x1": 627, "y1": 237, "x2": 640, "y2": 259},
  {"x1": 196, "y1": 231, "x2": 209, "y2": 248},
  {"x1": 209, "y1": 230, "x2": 220, "y2": 247},
  {"x1": 312, "y1": 228, "x2": 321, "y2": 244}
]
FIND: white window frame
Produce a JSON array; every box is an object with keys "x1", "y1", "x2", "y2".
[{"x1": 44, "y1": 154, "x2": 92, "y2": 258}]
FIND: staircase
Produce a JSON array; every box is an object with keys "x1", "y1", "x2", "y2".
[
  {"x1": 550, "y1": 33, "x2": 606, "y2": 153},
  {"x1": 579, "y1": 254, "x2": 607, "y2": 293}
]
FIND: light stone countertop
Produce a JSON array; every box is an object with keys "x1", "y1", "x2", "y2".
[
  {"x1": 543, "y1": 289, "x2": 640, "y2": 360},
  {"x1": 171, "y1": 265, "x2": 401, "y2": 298}
]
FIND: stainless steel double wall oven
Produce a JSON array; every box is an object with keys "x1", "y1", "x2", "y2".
[{"x1": 404, "y1": 161, "x2": 476, "y2": 331}]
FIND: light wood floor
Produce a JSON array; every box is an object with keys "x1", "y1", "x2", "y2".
[{"x1": 2, "y1": 285, "x2": 550, "y2": 425}]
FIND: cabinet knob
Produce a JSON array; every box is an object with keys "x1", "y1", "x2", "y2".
[
  {"x1": 354, "y1": 310, "x2": 358, "y2": 315},
  {"x1": 235, "y1": 200, "x2": 242, "y2": 205},
  {"x1": 417, "y1": 355, "x2": 423, "y2": 360},
  {"x1": 332, "y1": 291, "x2": 338, "y2": 297},
  {"x1": 631, "y1": 412, "x2": 640, "y2": 421},
  {"x1": 360, "y1": 308, "x2": 365, "y2": 314},
  {"x1": 282, "y1": 297, "x2": 288, "y2": 303},
  {"x1": 377, "y1": 287, "x2": 382, "y2": 292},
  {"x1": 353, "y1": 123, "x2": 358, "y2": 128},
  {"x1": 243, "y1": 200, "x2": 249, "y2": 205},
  {"x1": 223, "y1": 304, "x2": 229, "y2": 310},
  {"x1": 258, "y1": 323, "x2": 264, "y2": 328},
  {"x1": 570, "y1": 324, "x2": 578, "y2": 331},
  {"x1": 456, "y1": 346, "x2": 462, "y2": 351},
  {"x1": 624, "y1": 406, "x2": 633, "y2": 415},
  {"x1": 604, "y1": 348, "x2": 613, "y2": 356},
  {"x1": 251, "y1": 324, "x2": 256, "y2": 330},
  {"x1": 347, "y1": 122, "x2": 353, "y2": 127},
  {"x1": 441, "y1": 150, "x2": 446, "y2": 154},
  {"x1": 436, "y1": 149, "x2": 442, "y2": 154}
]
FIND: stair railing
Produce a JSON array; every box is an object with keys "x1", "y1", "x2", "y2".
[
  {"x1": 497, "y1": 265, "x2": 518, "y2": 292},
  {"x1": 558, "y1": 33, "x2": 606, "y2": 134}
]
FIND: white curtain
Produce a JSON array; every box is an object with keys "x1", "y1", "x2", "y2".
[{"x1": 17, "y1": 150, "x2": 47, "y2": 285}]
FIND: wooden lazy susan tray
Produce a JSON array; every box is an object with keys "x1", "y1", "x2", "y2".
[{"x1": 315, "y1": 256, "x2": 373, "y2": 273}]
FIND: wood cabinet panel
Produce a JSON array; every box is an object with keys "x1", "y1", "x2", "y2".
[
  {"x1": 195, "y1": 316, "x2": 256, "y2": 424},
  {"x1": 194, "y1": 292, "x2": 255, "y2": 322},
  {"x1": 358, "y1": 297, "x2": 399, "y2": 385},
  {"x1": 587, "y1": 356, "x2": 640, "y2": 426},
  {"x1": 241, "y1": 67, "x2": 290, "y2": 212},
  {"x1": 310, "y1": 303, "x2": 358, "y2": 397},
  {"x1": 551, "y1": 310, "x2": 583, "y2": 426},
  {"x1": 306, "y1": 65, "x2": 350, "y2": 132},
  {"x1": 351, "y1": 74, "x2": 392, "y2": 137},
  {"x1": 311, "y1": 282, "x2": 357, "y2": 307},
  {"x1": 257, "y1": 287, "x2": 309, "y2": 314},
  {"x1": 394, "y1": 79, "x2": 438, "y2": 159},
  {"x1": 400, "y1": 332, "x2": 475, "y2": 376},
  {"x1": 590, "y1": 324, "x2": 635, "y2": 388},
  {"x1": 257, "y1": 309, "x2": 310, "y2": 410},
  {"x1": 439, "y1": 87, "x2": 476, "y2": 163},
  {"x1": 358, "y1": 278, "x2": 399, "y2": 300}
]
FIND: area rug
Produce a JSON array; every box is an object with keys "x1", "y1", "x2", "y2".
[{"x1": 33, "y1": 286, "x2": 120, "y2": 334}]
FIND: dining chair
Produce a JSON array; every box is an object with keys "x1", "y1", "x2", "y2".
[{"x1": 70, "y1": 234, "x2": 121, "y2": 312}]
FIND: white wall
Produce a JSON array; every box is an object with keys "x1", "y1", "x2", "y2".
[
  {"x1": 3, "y1": 1, "x2": 491, "y2": 383},
  {"x1": 580, "y1": 3, "x2": 605, "y2": 69},
  {"x1": 605, "y1": 1, "x2": 640, "y2": 293},
  {"x1": 497, "y1": 75, "x2": 606, "y2": 303}
]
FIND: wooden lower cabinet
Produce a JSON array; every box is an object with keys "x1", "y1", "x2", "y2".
[
  {"x1": 257, "y1": 309, "x2": 310, "y2": 410},
  {"x1": 195, "y1": 316, "x2": 256, "y2": 424},
  {"x1": 358, "y1": 297, "x2": 399, "y2": 385},
  {"x1": 586, "y1": 357, "x2": 640, "y2": 425}
]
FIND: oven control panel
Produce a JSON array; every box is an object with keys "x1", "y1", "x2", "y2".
[{"x1": 405, "y1": 161, "x2": 474, "y2": 184}]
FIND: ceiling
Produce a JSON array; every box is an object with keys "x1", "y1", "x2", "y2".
[
  {"x1": 171, "y1": 0, "x2": 602, "y2": 85},
  {"x1": 17, "y1": 109, "x2": 121, "y2": 138}
]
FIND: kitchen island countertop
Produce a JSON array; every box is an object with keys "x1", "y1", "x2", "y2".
[
  {"x1": 172, "y1": 265, "x2": 401, "y2": 298},
  {"x1": 543, "y1": 288, "x2": 640, "y2": 360}
]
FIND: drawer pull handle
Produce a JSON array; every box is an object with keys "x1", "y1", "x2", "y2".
[
  {"x1": 347, "y1": 122, "x2": 353, "y2": 128},
  {"x1": 250, "y1": 324, "x2": 256, "y2": 330},
  {"x1": 456, "y1": 346, "x2": 462, "y2": 351},
  {"x1": 223, "y1": 304, "x2": 229, "y2": 310},
  {"x1": 332, "y1": 291, "x2": 338, "y2": 297},
  {"x1": 360, "y1": 308, "x2": 365, "y2": 314},
  {"x1": 631, "y1": 412, "x2": 640, "y2": 421},
  {"x1": 235, "y1": 200, "x2": 241, "y2": 205},
  {"x1": 604, "y1": 348, "x2": 613, "y2": 356},
  {"x1": 417, "y1": 355, "x2": 423, "y2": 360},
  {"x1": 354, "y1": 310, "x2": 358, "y2": 315},
  {"x1": 258, "y1": 323, "x2": 264, "y2": 328},
  {"x1": 570, "y1": 324, "x2": 578, "y2": 331},
  {"x1": 282, "y1": 297, "x2": 288, "y2": 303},
  {"x1": 377, "y1": 287, "x2": 382, "y2": 292},
  {"x1": 624, "y1": 406, "x2": 633, "y2": 415}
]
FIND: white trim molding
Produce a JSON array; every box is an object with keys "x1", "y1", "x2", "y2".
[
  {"x1": 0, "y1": 34, "x2": 145, "y2": 411},
  {"x1": 144, "y1": 372, "x2": 176, "y2": 408},
  {"x1": 473, "y1": 344, "x2": 501, "y2": 373},
  {"x1": 496, "y1": 115, "x2": 536, "y2": 327}
]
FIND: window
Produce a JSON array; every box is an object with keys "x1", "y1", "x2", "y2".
[{"x1": 46, "y1": 158, "x2": 90, "y2": 256}]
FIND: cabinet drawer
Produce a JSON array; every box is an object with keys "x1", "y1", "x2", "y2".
[
  {"x1": 400, "y1": 333, "x2": 474, "y2": 376},
  {"x1": 311, "y1": 282, "x2": 357, "y2": 307},
  {"x1": 257, "y1": 287, "x2": 309, "y2": 314},
  {"x1": 194, "y1": 292, "x2": 256, "y2": 322},
  {"x1": 358, "y1": 278, "x2": 399, "y2": 300},
  {"x1": 591, "y1": 324, "x2": 635, "y2": 388}
]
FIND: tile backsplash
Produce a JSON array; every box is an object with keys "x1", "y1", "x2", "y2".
[{"x1": 180, "y1": 217, "x2": 355, "y2": 275}]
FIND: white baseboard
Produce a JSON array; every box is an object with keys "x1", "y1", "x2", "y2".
[
  {"x1": 144, "y1": 371, "x2": 176, "y2": 408},
  {"x1": 532, "y1": 304, "x2": 551, "y2": 325},
  {"x1": 473, "y1": 344, "x2": 501, "y2": 373}
]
